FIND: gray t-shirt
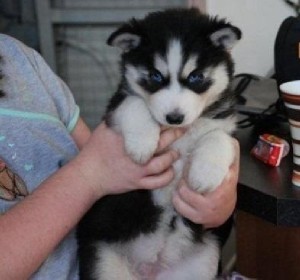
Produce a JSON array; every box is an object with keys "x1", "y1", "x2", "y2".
[{"x1": 0, "y1": 34, "x2": 80, "y2": 279}]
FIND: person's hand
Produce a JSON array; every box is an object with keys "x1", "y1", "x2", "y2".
[
  {"x1": 172, "y1": 138, "x2": 240, "y2": 228},
  {"x1": 74, "y1": 123, "x2": 184, "y2": 198}
]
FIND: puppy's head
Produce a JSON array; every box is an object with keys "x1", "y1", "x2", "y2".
[{"x1": 107, "y1": 8, "x2": 241, "y2": 127}]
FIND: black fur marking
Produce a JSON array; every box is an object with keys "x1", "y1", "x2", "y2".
[
  {"x1": 183, "y1": 218, "x2": 204, "y2": 243},
  {"x1": 169, "y1": 215, "x2": 177, "y2": 231},
  {"x1": 139, "y1": 69, "x2": 170, "y2": 94},
  {"x1": 77, "y1": 190, "x2": 163, "y2": 278},
  {"x1": 78, "y1": 190, "x2": 162, "y2": 244},
  {"x1": 203, "y1": 88, "x2": 237, "y2": 119},
  {"x1": 104, "y1": 86, "x2": 127, "y2": 126},
  {"x1": 77, "y1": 244, "x2": 98, "y2": 280},
  {"x1": 180, "y1": 75, "x2": 212, "y2": 94},
  {"x1": 105, "y1": 85, "x2": 127, "y2": 113}
]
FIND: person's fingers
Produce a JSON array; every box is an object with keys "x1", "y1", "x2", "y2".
[
  {"x1": 172, "y1": 189, "x2": 201, "y2": 223},
  {"x1": 172, "y1": 137, "x2": 240, "y2": 227},
  {"x1": 144, "y1": 150, "x2": 179, "y2": 175},
  {"x1": 231, "y1": 138, "x2": 240, "y2": 172},
  {"x1": 139, "y1": 168, "x2": 175, "y2": 189},
  {"x1": 176, "y1": 182, "x2": 206, "y2": 210},
  {"x1": 156, "y1": 128, "x2": 185, "y2": 153},
  {"x1": 204, "y1": 139, "x2": 239, "y2": 202}
]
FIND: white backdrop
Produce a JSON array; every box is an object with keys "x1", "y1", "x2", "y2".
[{"x1": 197, "y1": 0, "x2": 295, "y2": 77}]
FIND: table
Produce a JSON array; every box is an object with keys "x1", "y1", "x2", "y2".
[{"x1": 235, "y1": 125, "x2": 300, "y2": 279}]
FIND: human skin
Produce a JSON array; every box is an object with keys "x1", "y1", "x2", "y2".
[{"x1": 0, "y1": 120, "x2": 182, "y2": 279}]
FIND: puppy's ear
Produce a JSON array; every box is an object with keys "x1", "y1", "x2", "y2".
[
  {"x1": 209, "y1": 25, "x2": 241, "y2": 50},
  {"x1": 107, "y1": 19, "x2": 142, "y2": 52}
]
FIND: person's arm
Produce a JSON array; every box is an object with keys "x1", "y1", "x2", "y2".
[
  {"x1": 71, "y1": 117, "x2": 91, "y2": 149},
  {"x1": 0, "y1": 122, "x2": 183, "y2": 280},
  {"x1": 172, "y1": 138, "x2": 240, "y2": 228}
]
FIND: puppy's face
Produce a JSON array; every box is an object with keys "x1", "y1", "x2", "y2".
[
  {"x1": 124, "y1": 39, "x2": 231, "y2": 127},
  {"x1": 108, "y1": 9, "x2": 241, "y2": 127}
]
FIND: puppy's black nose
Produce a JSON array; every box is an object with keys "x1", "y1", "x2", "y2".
[{"x1": 166, "y1": 112, "x2": 184, "y2": 125}]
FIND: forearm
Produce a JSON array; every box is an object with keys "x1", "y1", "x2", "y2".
[
  {"x1": 71, "y1": 117, "x2": 91, "y2": 150},
  {"x1": 0, "y1": 157, "x2": 98, "y2": 279},
  {"x1": 0, "y1": 123, "x2": 182, "y2": 279}
]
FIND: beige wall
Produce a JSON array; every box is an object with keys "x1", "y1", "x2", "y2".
[
  {"x1": 188, "y1": 0, "x2": 206, "y2": 11},
  {"x1": 189, "y1": 0, "x2": 294, "y2": 77}
]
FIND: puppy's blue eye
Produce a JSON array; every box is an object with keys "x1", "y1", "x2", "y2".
[
  {"x1": 188, "y1": 72, "x2": 204, "y2": 84},
  {"x1": 150, "y1": 71, "x2": 163, "y2": 83}
]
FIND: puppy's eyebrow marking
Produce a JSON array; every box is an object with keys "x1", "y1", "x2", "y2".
[
  {"x1": 125, "y1": 64, "x2": 148, "y2": 80},
  {"x1": 125, "y1": 64, "x2": 149, "y2": 98},
  {"x1": 154, "y1": 54, "x2": 168, "y2": 77},
  {"x1": 181, "y1": 55, "x2": 198, "y2": 78}
]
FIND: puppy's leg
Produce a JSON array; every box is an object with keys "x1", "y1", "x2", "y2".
[
  {"x1": 93, "y1": 244, "x2": 138, "y2": 280},
  {"x1": 156, "y1": 235, "x2": 219, "y2": 280},
  {"x1": 188, "y1": 130, "x2": 234, "y2": 193},
  {"x1": 111, "y1": 96, "x2": 160, "y2": 164}
]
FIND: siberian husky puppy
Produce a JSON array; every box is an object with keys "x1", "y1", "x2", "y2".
[{"x1": 78, "y1": 8, "x2": 241, "y2": 280}]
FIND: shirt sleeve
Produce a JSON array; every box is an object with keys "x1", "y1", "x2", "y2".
[{"x1": 30, "y1": 48, "x2": 80, "y2": 132}]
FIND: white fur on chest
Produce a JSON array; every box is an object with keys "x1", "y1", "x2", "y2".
[
  {"x1": 94, "y1": 217, "x2": 219, "y2": 280},
  {"x1": 152, "y1": 116, "x2": 236, "y2": 207}
]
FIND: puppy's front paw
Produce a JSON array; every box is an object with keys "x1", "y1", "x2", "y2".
[
  {"x1": 124, "y1": 129, "x2": 160, "y2": 164},
  {"x1": 188, "y1": 160, "x2": 228, "y2": 193}
]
